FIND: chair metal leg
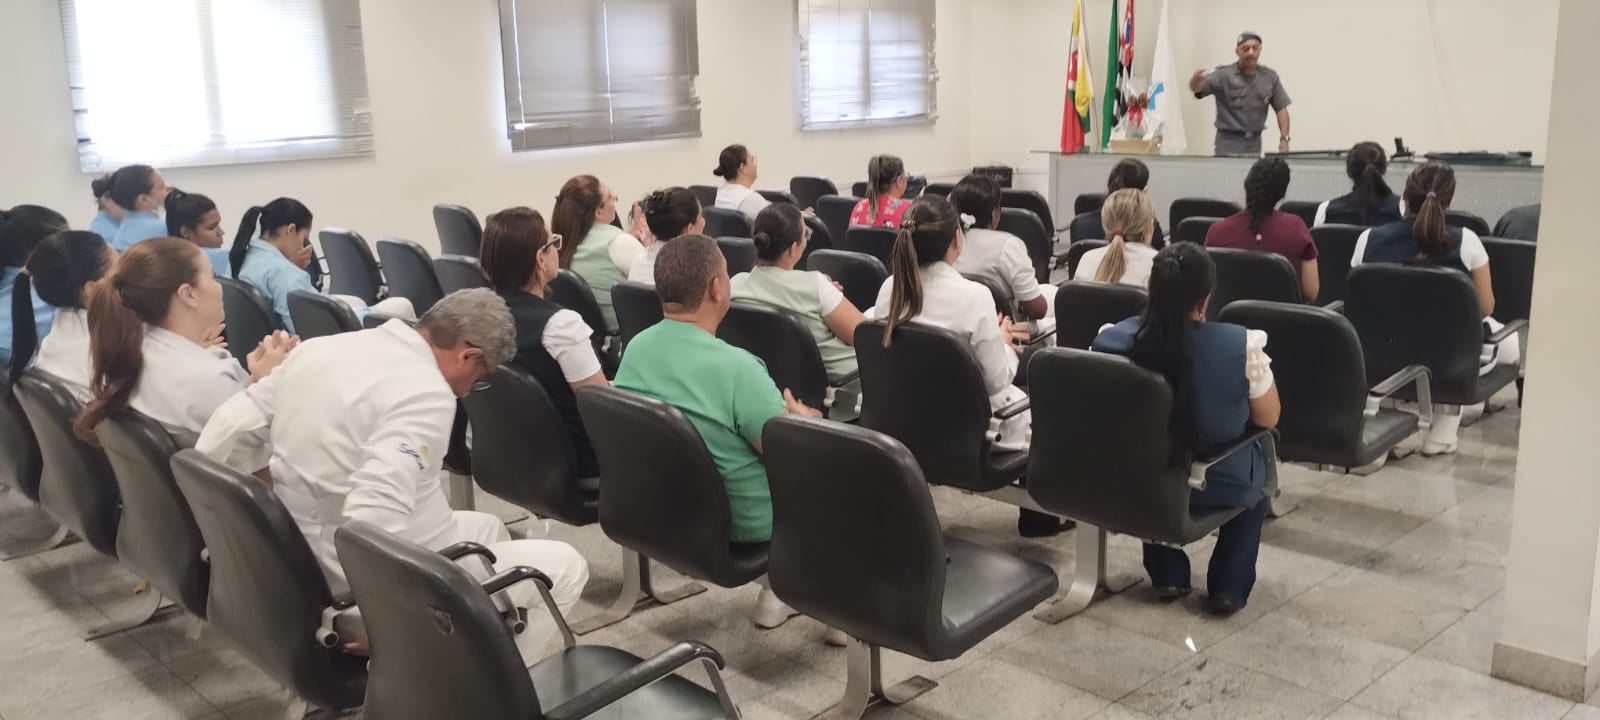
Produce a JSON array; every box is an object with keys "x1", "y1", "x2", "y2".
[
  {"x1": 287, "y1": 696, "x2": 361, "y2": 720},
  {"x1": 1034, "y1": 524, "x2": 1140, "y2": 624},
  {"x1": 815, "y1": 638, "x2": 935, "y2": 720},
  {"x1": 1262, "y1": 435, "x2": 1296, "y2": 518},
  {"x1": 0, "y1": 523, "x2": 73, "y2": 561},
  {"x1": 571, "y1": 549, "x2": 706, "y2": 635},
  {"x1": 446, "y1": 471, "x2": 475, "y2": 511},
  {"x1": 83, "y1": 588, "x2": 178, "y2": 640}
]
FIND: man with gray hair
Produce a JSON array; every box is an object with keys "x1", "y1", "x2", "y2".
[{"x1": 197, "y1": 288, "x2": 589, "y2": 666}]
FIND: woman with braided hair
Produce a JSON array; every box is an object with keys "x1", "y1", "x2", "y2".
[
  {"x1": 626, "y1": 187, "x2": 705, "y2": 286},
  {"x1": 1205, "y1": 157, "x2": 1320, "y2": 302}
]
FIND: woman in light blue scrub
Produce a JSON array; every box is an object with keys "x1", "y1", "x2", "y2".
[
  {"x1": 231, "y1": 197, "x2": 316, "y2": 332},
  {"x1": 0, "y1": 205, "x2": 70, "y2": 365},
  {"x1": 166, "y1": 189, "x2": 231, "y2": 277},
  {"x1": 108, "y1": 164, "x2": 170, "y2": 252},
  {"x1": 87, "y1": 173, "x2": 122, "y2": 243}
]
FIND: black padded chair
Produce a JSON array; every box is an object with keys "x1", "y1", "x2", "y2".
[
  {"x1": 807, "y1": 249, "x2": 886, "y2": 313},
  {"x1": 1170, "y1": 197, "x2": 1242, "y2": 230},
  {"x1": 758, "y1": 189, "x2": 799, "y2": 206},
  {"x1": 1001, "y1": 189, "x2": 1060, "y2": 236},
  {"x1": 335, "y1": 522, "x2": 740, "y2": 720},
  {"x1": 850, "y1": 181, "x2": 869, "y2": 198},
  {"x1": 1346, "y1": 265, "x2": 1525, "y2": 412},
  {"x1": 462, "y1": 365, "x2": 596, "y2": 528},
  {"x1": 288, "y1": 290, "x2": 360, "y2": 340},
  {"x1": 801, "y1": 214, "x2": 834, "y2": 265},
  {"x1": 1207, "y1": 248, "x2": 1304, "y2": 319},
  {"x1": 611, "y1": 281, "x2": 663, "y2": 351},
  {"x1": 219, "y1": 277, "x2": 281, "y2": 365},
  {"x1": 434, "y1": 255, "x2": 491, "y2": 294},
  {"x1": 1173, "y1": 216, "x2": 1223, "y2": 246},
  {"x1": 1483, "y1": 237, "x2": 1536, "y2": 327},
  {"x1": 1074, "y1": 192, "x2": 1105, "y2": 215},
  {"x1": 921, "y1": 182, "x2": 955, "y2": 198},
  {"x1": 0, "y1": 368, "x2": 53, "y2": 559},
  {"x1": 170, "y1": 450, "x2": 368, "y2": 715},
  {"x1": 1311, "y1": 224, "x2": 1364, "y2": 305},
  {"x1": 964, "y1": 273, "x2": 1015, "y2": 318},
  {"x1": 854, "y1": 321, "x2": 1029, "y2": 494},
  {"x1": 14, "y1": 371, "x2": 120, "y2": 558},
  {"x1": 574, "y1": 386, "x2": 765, "y2": 633},
  {"x1": 548, "y1": 270, "x2": 616, "y2": 368},
  {"x1": 1053, "y1": 280, "x2": 1146, "y2": 349},
  {"x1": 703, "y1": 207, "x2": 753, "y2": 238},
  {"x1": 432, "y1": 204, "x2": 483, "y2": 258},
  {"x1": 816, "y1": 195, "x2": 859, "y2": 249},
  {"x1": 319, "y1": 228, "x2": 385, "y2": 305},
  {"x1": 716, "y1": 236, "x2": 757, "y2": 276},
  {"x1": 376, "y1": 238, "x2": 444, "y2": 315},
  {"x1": 1446, "y1": 209, "x2": 1492, "y2": 236},
  {"x1": 1280, "y1": 201, "x2": 1319, "y2": 229},
  {"x1": 96, "y1": 410, "x2": 208, "y2": 618},
  {"x1": 997, "y1": 207, "x2": 1053, "y2": 283},
  {"x1": 1064, "y1": 239, "x2": 1108, "y2": 280},
  {"x1": 763, "y1": 416, "x2": 1058, "y2": 719},
  {"x1": 790, "y1": 176, "x2": 839, "y2": 211},
  {"x1": 1220, "y1": 301, "x2": 1424, "y2": 470},
  {"x1": 718, "y1": 300, "x2": 858, "y2": 413},
  {"x1": 688, "y1": 185, "x2": 718, "y2": 208},
  {"x1": 842, "y1": 226, "x2": 898, "y2": 266}
]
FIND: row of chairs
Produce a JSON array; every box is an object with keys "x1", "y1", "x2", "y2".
[{"x1": 1069, "y1": 192, "x2": 1499, "y2": 238}]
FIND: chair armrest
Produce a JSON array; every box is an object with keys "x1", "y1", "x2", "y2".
[
  {"x1": 479, "y1": 566, "x2": 579, "y2": 650},
  {"x1": 438, "y1": 541, "x2": 497, "y2": 565},
  {"x1": 827, "y1": 370, "x2": 862, "y2": 389},
  {"x1": 994, "y1": 397, "x2": 1031, "y2": 420},
  {"x1": 1370, "y1": 364, "x2": 1430, "y2": 400},
  {"x1": 1188, "y1": 427, "x2": 1275, "y2": 490},
  {"x1": 543, "y1": 642, "x2": 730, "y2": 720},
  {"x1": 1024, "y1": 327, "x2": 1059, "y2": 347},
  {"x1": 1486, "y1": 318, "x2": 1529, "y2": 344},
  {"x1": 1321, "y1": 300, "x2": 1345, "y2": 313}
]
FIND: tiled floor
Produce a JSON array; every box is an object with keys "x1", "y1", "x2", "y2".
[{"x1": 1, "y1": 395, "x2": 1595, "y2": 719}]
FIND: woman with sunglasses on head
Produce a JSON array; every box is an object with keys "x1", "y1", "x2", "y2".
[{"x1": 480, "y1": 207, "x2": 609, "y2": 480}]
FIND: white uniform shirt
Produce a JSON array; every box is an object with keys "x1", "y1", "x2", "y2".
[
  {"x1": 1351, "y1": 227, "x2": 1489, "y2": 271},
  {"x1": 543, "y1": 309, "x2": 604, "y2": 382},
  {"x1": 627, "y1": 243, "x2": 662, "y2": 286},
  {"x1": 715, "y1": 183, "x2": 772, "y2": 220},
  {"x1": 953, "y1": 228, "x2": 1043, "y2": 303},
  {"x1": 134, "y1": 326, "x2": 250, "y2": 438},
  {"x1": 1077, "y1": 242, "x2": 1159, "y2": 288},
  {"x1": 33, "y1": 308, "x2": 92, "y2": 401},
  {"x1": 866, "y1": 261, "x2": 1018, "y2": 398},
  {"x1": 196, "y1": 320, "x2": 459, "y2": 590}
]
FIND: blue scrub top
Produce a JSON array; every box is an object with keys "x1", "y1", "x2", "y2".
[
  {"x1": 0, "y1": 266, "x2": 56, "y2": 366},
  {"x1": 237, "y1": 239, "x2": 314, "y2": 333},
  {"x1": 88, "y1": 211, "x2": 121, "y2": 244},
  {"x1": 110, "y1": 210, "x2": 167, "y2": 252},
  {"x1": 203, "y1": 247, "x2": 232, "y2": 278}
]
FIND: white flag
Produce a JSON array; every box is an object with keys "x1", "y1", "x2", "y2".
[{"x1": 1149, "y1": 0, "x2": 1187, "y2": 155}]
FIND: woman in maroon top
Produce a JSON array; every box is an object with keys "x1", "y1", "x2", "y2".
[{"x1": 1204, "y1": 158, "x2": 1319, "y2": 302}]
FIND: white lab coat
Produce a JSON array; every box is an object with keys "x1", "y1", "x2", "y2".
[
  {"x1": 196, "y1": 320, "x2": 587, "y2": 666},
  {"x1": 715, "y1": 183, "x2": 772, "y2": 220},
  {"x1": 135, "y1": 325, "x2": 251, "y2": 438},
  {"x1": 33, "y1": 308, "x2": 92, "y2": 401}
]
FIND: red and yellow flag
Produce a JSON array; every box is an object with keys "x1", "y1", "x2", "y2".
[{"x1": 1060, "y1": 0, "x2": 1095, "y2": 153}]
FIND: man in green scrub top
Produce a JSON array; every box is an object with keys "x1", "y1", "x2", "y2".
[{"x1": 1191, "y1": 32, "x2": 1293, "y2": 157}]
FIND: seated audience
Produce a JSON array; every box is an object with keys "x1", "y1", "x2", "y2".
[
  {"x1": 730, "y1": 203, "x2": 864, "y2": 382},
  {"x1": 10, "y1": 231, "x2": 116, "y2": 397},
  {"x1": 949, "y1": 174, "x2": 1054, "y2": 325},
  {"x1": 1352, "y1": 161, "x2": 1519, "y2": 456},
  {"x1": 553, "y1": 175, "x2": 645, "y2": 330},
  {"x1": 1077, "y1": 189, "x2": 1159, "y2": 287},
  {"x1": 1092, "y1": 242, "x2": 1280, "y2": 616},
  {"x1": 480, "y1": 206, "x2": 607, "y2": 480},
  {"x1": 88, "y1": 173, "x2": 123, "y2": 244},
  {"x1": 712, "y1": 144, "x2": 772, "y2": 220},
  {"x1": 0, "y1": 205, "x2": 70, "y2": 365},
  {"x1": 76, "y1": 237, "x2": 295, "y2": 439},
  {"x1": 1070, "y1": 159, "x2": 1167, "y2": 247},
  {"x1": 196, "y1": 289, "x2": 589, "y2": 666},
  {"x1": 612, "y1": 235, "x2": 827, "y2": 634},
  {"x1": 628, "y1": 187, "x2": 706, "y2": 285},
  {"x1": 231, "y1": 198, "x2": 319, "y2": 331},
  {"x1": 165, "y1": 189, "x2": 231, "y2": 277},
  {"x1": 108, "y1": 165, "x2": 171, "y2": 252},
  {"x1": 1205, "y1": 157, "x2": 1320, "y2": 302},
  {"x1": 1314, "y1": 141, "x2": 1403, "y2": 227},
  {"x1": 1493, "y1": 203, "x2": 1540, "y2": 241},
  {"x1": 849, "y1": 154, "x2": 912, "y2": 229}
]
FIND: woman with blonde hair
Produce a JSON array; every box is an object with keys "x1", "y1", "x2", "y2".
[{"x1": 1076, "y1": 188, "x2": 1159, "y2": 287}]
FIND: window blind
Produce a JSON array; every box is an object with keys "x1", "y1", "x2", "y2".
[
  {"x1": 58, "y1": 0, "x2": 374, "y2": 172},
  {"x1": 498, "y1": 0, "x2": 701, "y2": 151},
  {"x1": 797, "y1": 0, "x2": 938, "y2": 129}
]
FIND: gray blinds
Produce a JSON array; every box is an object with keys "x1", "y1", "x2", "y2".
[
  {"x1": 498, "y1": 0, "x2": 702, "y2": 151},
  {"x1": 58, "y1": 0, "x2": 373, "y2": 172},
  {"x1": 797, "y1": 0, "x2": 938, "y2": 129}
]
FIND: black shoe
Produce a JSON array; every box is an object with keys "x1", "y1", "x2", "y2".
[
  {"x1": 1154, "y1": 585, "x2": 1192, "y2": 601},
  {"x1": 1017, "y1": 509, "x2": 1076, "y2": 538},
  {"x1": 1203, "y1": 594, "x2": 1246, "y2": 617}
]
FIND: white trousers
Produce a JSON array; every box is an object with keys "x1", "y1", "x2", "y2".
[
  {"x1": 1025, "y1": 283, "x2": 1059, "y2": 338},
  {"x1": 1427, "y1": 321, "x2": 1523, "y2": 447},
  {"x1": 332, "y1": 295, "x2": 418, "y2": 322},
  {"x1": 447, "y1": 511, "x2": 589, "y2": 667}
]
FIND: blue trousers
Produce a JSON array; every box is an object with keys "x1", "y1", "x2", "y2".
[{"x1": 1142, "y1": 497, "x2": 1269, "y2": 602}]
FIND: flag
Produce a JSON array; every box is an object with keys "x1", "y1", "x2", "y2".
[
  {"x1": 1100, "y1": 0, "x2": 1133, "y2": 148},
  {"x1": 1060, "y1": 0, "x2": 1095, "y2": 153},
  {"x1": 1149, "y1": 0, "x2": 1187, "y2": 155}
]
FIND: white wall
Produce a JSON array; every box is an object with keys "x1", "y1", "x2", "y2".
[{"x1": 0, "y1": 0, "x2": 974, "y2": 252}]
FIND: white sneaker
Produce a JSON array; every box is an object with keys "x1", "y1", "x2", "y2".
[
  {"x1": 752, "y1": 588, "x2": 800, "y2": 629},
  {"x1": 824, "y1": 628, "x2": 848, "y2": 646},
  {"x1": 1421, "y1": 440, "x2": 1458, "y2": 457}
]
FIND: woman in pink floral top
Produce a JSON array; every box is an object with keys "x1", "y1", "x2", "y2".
[{"x1": 850, "y1": 155, "x2": 913, "y2": 229}]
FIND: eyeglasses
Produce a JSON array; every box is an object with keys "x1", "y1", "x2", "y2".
[
  {"x1": 467, "y1": 348, "x2": 493, "y2": 393},
  {"x1": 542, "y1": 233, "x2": 564, "y2": 252}
]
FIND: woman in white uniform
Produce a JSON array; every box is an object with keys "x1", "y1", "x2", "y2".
[
  {"x1": 9, "y1": 231, "x2": 116, "y2": 398},
  {"x1": 1077, "y1": 189, "x2": 1160, "y2": 288},
  {"x1": 949, "y1": 174, "x2": 1056, "y2": 332},
  {"x1": 627, "y1": 187, "x2": 706, "y2": 286},
  {"x1": 712, "y1": 144, "x2": 772, "y2": 221}
]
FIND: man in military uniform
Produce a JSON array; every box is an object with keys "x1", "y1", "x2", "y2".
[{"x1": 1191, "y1": 32, "x2": 1292, "y2": 157}]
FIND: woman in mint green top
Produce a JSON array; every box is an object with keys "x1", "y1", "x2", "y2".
[
  {"x1": 729, "y1": 203, "x2": 864, "y2": 382},
  {"x1": 552, "y1": 175, "x2": 645, "y2": 330}
]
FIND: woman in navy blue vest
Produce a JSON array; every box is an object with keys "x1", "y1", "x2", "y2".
[
  {"x1": 1314, "y1": 141, "x2": 1404, "y2": 227},
  {"x1": 480, "y1": 207, "x2": 610, "y2": 480},
  {"x1": 1092, "y1": 243, "x2": 1281, "y2": 616}
]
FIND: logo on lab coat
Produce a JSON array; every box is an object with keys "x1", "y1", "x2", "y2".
[{"x1": 397, "y1": 443, "x2": 428, "y2": 470}]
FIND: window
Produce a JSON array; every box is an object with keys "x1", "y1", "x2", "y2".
[
  {"x1": 58, "y1": 0, "x2": 374, "y2": 172},
  {"x1": 497, "y1": 0, "x2": 701, "y2": 151},
  {"x1": 797, "y1": 0, "x2": 937, "y2": 129}
]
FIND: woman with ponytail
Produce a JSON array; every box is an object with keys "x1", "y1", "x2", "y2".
[
  {"x1": 107, "y1": 165, "x2": 171, "y2": 252},
  {"x1": 166, "y1": 188, "x2": 231, "y2": 277},
  {"x1": 76, "y1": 238, "x2": 295, "y2": 440},
  {"x1": 1315, "y1": 141, "x2": 1402, "y2": 227},
  {"x1": 626, "y1": 187, "x2": 705, "y2": 286},
  {"x1": 88, "y1": 174, "x2": 123, "y2": 243},
  {"x1": 1352, "y1": 161, "x2": 1516, "y2": 455},
  {"x1": 232, "y1": 198, "x2": 318, "y2": 331},
  {"x1": 1092, "y1": 242, "x2": 1280, "y2": 616},
  {"x1": 731, "y1": 203, "x2": 864, "y2": 382},
  {"x1": 552, "y1": 175, "x2": 646, "y2": 329},
  {"x1": 1205, "y1": 157, "x2": 1320, "y2": 302},
  {"x1": 849, "y1": 154, "x2": 912, "y2": 229},
  {"x1": 712, "y1": 145, "x2": 773, "y2": 221},
  {"x1": 950, "y1": 174, "x2": 1055, "y2": 326},
  {"x1": 1077, "y1": 189, "x2": 1159, "y2": 287},
  {"x1": 11, "y1": 232, "x2": 116, "y2": 396},
  {"x1": 0, "y1": 205, "x2": 70, "y2": 365}
]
